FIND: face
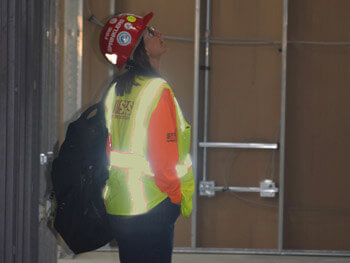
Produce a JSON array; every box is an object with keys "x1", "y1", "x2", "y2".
[{"x1": 142, "y1": 26, "x2": 168, "y2": 59}]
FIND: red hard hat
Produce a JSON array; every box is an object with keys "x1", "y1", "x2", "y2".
[{"x1": 100, "y1": 12, "x2": 153, "y2": 69}]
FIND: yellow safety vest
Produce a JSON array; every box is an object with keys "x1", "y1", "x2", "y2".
[{"x1": 103, "y1": 76, "x2": 194, "y2": 217}]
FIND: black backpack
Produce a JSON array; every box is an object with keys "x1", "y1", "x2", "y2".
[{"x1": 51, "y1": 101, "x2": 113, "y2": 254}]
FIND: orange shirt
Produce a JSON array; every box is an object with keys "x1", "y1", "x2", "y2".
[{"x1": 147, "y1": 89, "x2": 181, "y2": 203}]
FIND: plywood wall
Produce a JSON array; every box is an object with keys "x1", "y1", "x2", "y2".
[
  {"x1": 200, "y1": 0, "x2": 282, "y2": 249},
  {"x1": 81, "y1": 0, "x2": 350, "y2": 250},
  {"x1": 82, "y1": 0, "x2": 111, "y2": 109},
  {"x1": 285, "y1": 0, "x2": 350, "y2": 250}
]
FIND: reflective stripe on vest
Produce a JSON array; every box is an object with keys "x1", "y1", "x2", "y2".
[
  {"x1": 174, "y1": 97, "x2": 186, "y2": 132},
  {"x1": 110, "y1": 150, "x2": 192, "y2": 179},
  {"x1": 104, "y1": 86, "x2": 115, "y2": 132},
  {"x1": 131, "y1": 78, "x2": 164, "y2": 155}
]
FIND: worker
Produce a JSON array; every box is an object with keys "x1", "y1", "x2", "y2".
[{"x1": 100, "y1": 12, "x2": 195, "y2": 263}]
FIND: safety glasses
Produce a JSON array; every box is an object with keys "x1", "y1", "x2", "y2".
[{"x1": 145, "y1": 26, "x2": 156, "y2": 39}]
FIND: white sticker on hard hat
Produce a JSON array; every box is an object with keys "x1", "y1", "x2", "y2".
[
  {"x1": 105, "y1": 54, "x2": 118, "y2": 65},
  {"x1": 117, "y1": 31, "x2": 132, "y2": 46},
  {"x1": 124, "y1": 23, "x2": 133, "y2": 30},
  {"x1": 109, "y1": 18, "x2": 118, "y2": 24}
]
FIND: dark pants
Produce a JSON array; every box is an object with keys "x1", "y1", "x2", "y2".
[{"x1": 107, "y1": 198, "x2": 181, "y2": 263}]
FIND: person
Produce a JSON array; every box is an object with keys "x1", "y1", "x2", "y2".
[{"x1": 99, "y1": 12, "x2": 195, "y2": 263}]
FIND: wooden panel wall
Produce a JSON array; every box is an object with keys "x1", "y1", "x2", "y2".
[
  {"x1": 285, "y1": 0, "x2": 350, "y2": 250},
  {"x1": 82, "y1": 0, "x2": 111, "y2": 109},
  {"x1": 81, "y1": 0, "x2": 350, "y2": 250},
  {"x1": 200, "y1": 0, "x2": 282, "y2": 249}
]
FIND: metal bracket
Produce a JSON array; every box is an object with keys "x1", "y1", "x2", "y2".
[
  {"x1": 260, "y1": 179, "x2": 278, "y2": 198},
  {"x1": 199, "y1": 179, "x2": 279, "y2": 198},
  {"x1": 39, "y1": 199, "x2": 52, "y2": 222},
  {"x1": 40, "y1": 151, "x2": 53, "y2": 165}
]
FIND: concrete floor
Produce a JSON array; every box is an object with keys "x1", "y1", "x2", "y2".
[{"x1": 59, "y1": 251, "x2": 350, "y2": 263}]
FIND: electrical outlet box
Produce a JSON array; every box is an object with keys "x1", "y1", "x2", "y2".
[{"x1": 199, "y1": 181, "x2": 215, "y2": 197}]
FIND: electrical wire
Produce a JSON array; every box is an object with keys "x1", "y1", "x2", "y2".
[
  {"x1": 223, "y1": 131, "x2": 280, "y2": 208},
  {"x1": 221, "y1": 128, "x2": 350, "y2": 214},
  {"x1": 86, "y1": 0, "x2": 92, "y2": 17},
  {"x1": 285, "y1": 205, "x2": 350, "y2": 214},
  {"x1": 228, "y1": 192, "x2": 278, "y2": 209},
  {"x1": 85, "y1": 0, "x2": 104, "y2": 27},
  {"x1": 223, "y1": 135, "x2": 278, "y2": 184}
]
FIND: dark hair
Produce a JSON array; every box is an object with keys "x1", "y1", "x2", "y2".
[{"x1": 111, "y1": 38, "x2": 160, "y2": 96}]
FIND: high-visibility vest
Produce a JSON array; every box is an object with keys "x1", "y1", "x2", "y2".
[{"x1": 103, "y1": 76, "x2": 194, "y2": 217}]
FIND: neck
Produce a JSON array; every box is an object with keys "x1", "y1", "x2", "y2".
[{"x1": 149, "y1": 56, "x2": 161, "y2": 73}]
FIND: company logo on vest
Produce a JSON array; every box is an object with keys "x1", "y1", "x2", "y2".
[{"x1": 113, "y1": 99, "x2": 135, "y2": 120}]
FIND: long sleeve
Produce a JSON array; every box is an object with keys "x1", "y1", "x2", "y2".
[{"x1": 147, "y1": 88, "x2": 181, "y2": 203}]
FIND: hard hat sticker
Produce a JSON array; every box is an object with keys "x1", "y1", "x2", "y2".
[
  {"x1": 109, "y1": 18, "x2": 118, "y2": 24},
  {"x1": 117, "y1": 31, "x2": 132, "y2": 46},
  {"x1": 127, "y1": 16, "x2": 136, "y2": 22},
  {"x1": 124, "y1": 22, "x2": 133, "y2": 30}
]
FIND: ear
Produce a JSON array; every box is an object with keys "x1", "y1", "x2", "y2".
[
  {"x1": 142, "y1": 37, "x2": 151, "y2": 57},
  {"x1": 144, "y1": 44, "x2": 152, "y2": 58}
]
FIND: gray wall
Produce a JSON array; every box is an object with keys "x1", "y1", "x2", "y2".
[{"x1": 1, "y1": 0, "x2": 44, "y2": 262}]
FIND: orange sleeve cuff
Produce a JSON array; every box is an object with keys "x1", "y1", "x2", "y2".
[
  {"x1": 168, "y1": 192, "x2": 182, "y2": 204},
  {"x1": 153, "y1": 168, "x2": 182, "y2": 203}
]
